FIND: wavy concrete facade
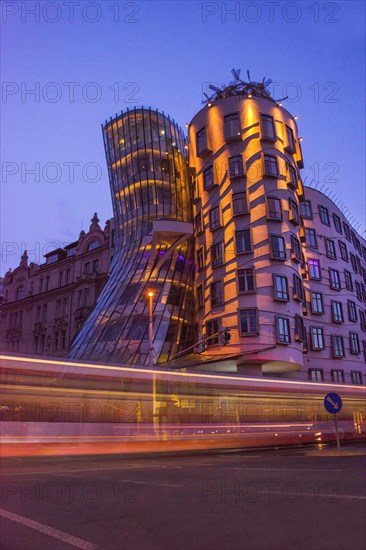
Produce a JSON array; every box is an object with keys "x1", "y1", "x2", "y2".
[{"x1": 69, "y1": 108, "x2": 195, "y2": 365}]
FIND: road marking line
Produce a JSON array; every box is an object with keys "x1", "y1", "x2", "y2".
[
  {"x1": 117, "y1": 480, "x2": 182, "y2": 487},
  {"x1": 0, "y1": 508, "x2": 98, "y2": 550}
]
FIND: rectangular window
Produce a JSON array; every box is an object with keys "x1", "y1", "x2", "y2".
[
  {"x1": 363, "y1": 341, "x2": 366, "y2": 360},
  {"x1": 197, "y1": 246, "x2": 205, "y2": 271},
  {"x1": 309, "y1": 369, "x2": 324, "y2": 382},
  {"x1": 351, "y1": 371, "x2": 362, "y2": 385},
  {"x1": 331, "y1": 301, "x2": 343, "y2": 323},
  {"x1": 300, "y1": 200, "x2": 312, "y2": 219},
  {"x1": 84, "y1": 262, "x2": 90, "y2": 274},
  {"x1": 325, "y1": 239, "x2": 337, "y2": 259},
  {"x1": 332, "y1": 335, "x2": 345, "y2": 357},
  {"x1": 343, "y1": 222, "x2": 351, "y2": 241},
  {"x1": 305, "y1": 228, "x2": 317, "y2": 248},
  {"x1": 209, "y1": 206, "x2": 221, "y2": 230},
  {"x1": 203, "y1": 165, "x2": 214, "y2": 189},
  {"x1": 277, "y1": 317, "x2": 291, "y2": 344},
  {"x1": 42, "y1": 304, "x2": 47, "y2": 322},
  {"x1": 211, "y1": 242, "x2": 224, "y2": 267},
  {"x1": 83, "y1": 288, "x2": 89, "y2": 306},
  {"x1": 36, "y1": 305, "x2": 41, "y2": 322},
  {"x1": 63, "y1": 298, "x2": 68, "y2": 315},
  {"x1": 56, "y1": 299, "x2": 61, "y2": 317},
  {"x1": 311, "y1": 327, "x2": 324, "y2": 350},
  {"x1": 270, "y1": 235, "x2": 286, "y2": 260},
  {"x1": 291, "y1": 235, "x2": 301, "y2": 262},
  {"x1": 332, "y1": 370, "x2": 344, "y2": 383},
  {"x1": 261, "y1": 114, "x2": 275, "y2": 140},
  {"x1": 295, "y1": 314, "x2": 305, "y2": 342},
  {"x1": 224, "y1": 112, "x2": 241, "y2": 141},
  {"x1": 238, "y1": 268, "x2": 255, "y2": 293},
  {"x1": 311, "y1": 292, "x2": 324, "y2": 314},
  {"x1": 308, "y1": 259, "x2": 321, "y2": 279},
  {"x1": 288, "y1": 198, "x2": 300, "y2": 225},
  {"x1": 58, "y1": 271, "x2": 63, "y2": 286},
  {"x1": 339, "y1": 241, "x2": 348, "y2": 261},
  {"x1": 264, "y1": 154, "x2": 278, "y2": 177},
  {"x1": 267, "y1": 197, "x2": 282, "y2": 220},
  {"x1": 210, "y1": 280, "x2": 223, "y2": 307},
  {"x1": 197, "y1": 284, "x2": 204, "y2": 309},
  {"x1": 239, "y1": 308, "x2": 258, "y2": 335},
  {"x1": 293, "y1": 274, "x2": 305, "y2": 302},
  {"x1": 319, "y1": 205, "x2": 330, "y2": 226},
  {"x1": 329, "y1": 268, "x2": 341, "y2": 290},
  {"x1": 194, "y1": 211, "x2": 203, "y2": 234},
  {"x1": 273, "y1": 274, "x2": 289, "y2": 301},
  {"x1": 360, "y1": 310, "x2": 366, "y2": 331},
  {"x1": 344, "y1": 269, "x2": 353, "y2": 290},
  {"x1": 348, "y1": 300, "x2": 358, "y2": 322},
  {"x1": 206, "y1": 319, "x2": 220, "y2": 346},
  {"x1": 333, "y1": 214, "x2": 342, "y2": 234},
  {"x1": 288, "y1": 165, "x2": 298, "y2": 188},
  {"x1": 350, "y1": 253, "x2": 358, "y2": 273},
  {"x1": 229, "y1": 155, "x2": 244, "y2": 178},
  {"x1": 235, "y1": 229, "x2": 252, "y2": 254},
  {"x1": 285, "y1": 125, "x2": 296, "y2": 152},
  {"x1": 232, "y1": 192, "x2": 248, "y2": 215},
  {"x1": 355, "y1": 281, "x2": 362, "y2": 301},
  {"x1": 349, "y1": 332, "x2": 360, "y2": 355},
  {"x1": 196, "y1": 127, "x2": 208, "y2": 156},
  {"x1": 92, "y1": 259, "x2": 99, "y2": 273}
]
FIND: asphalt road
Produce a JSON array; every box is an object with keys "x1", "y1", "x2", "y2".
[{"x1": 1, "y1": 445, "x2": 365, "y2": 550}]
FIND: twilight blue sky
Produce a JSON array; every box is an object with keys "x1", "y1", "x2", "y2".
[{"x1": 1, "y1": 0, "x2": 365, "y2": 273}]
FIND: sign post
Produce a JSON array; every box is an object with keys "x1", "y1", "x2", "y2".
[{"x1": 324, "y1": 392, "x2": 343, "y2": 450}]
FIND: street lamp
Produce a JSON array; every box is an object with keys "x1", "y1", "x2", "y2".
[{"x1": 147, "y1": 291, "x2": 158, "y2": 435}]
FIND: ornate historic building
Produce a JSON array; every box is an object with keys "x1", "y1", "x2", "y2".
[
  {"x1": 0, "y1": 214, "x2": 114, "y2": 357},
  {"x1": 1, "y1": 71, "x2": 365, "y2": 384}
]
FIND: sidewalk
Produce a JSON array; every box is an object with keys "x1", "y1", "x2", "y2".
[{"x1": 305, "y1": 443, "x2": 366, "y2": 457}]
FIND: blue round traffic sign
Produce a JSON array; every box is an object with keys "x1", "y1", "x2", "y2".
[{"x1": 324, "y1": 392, "x2": 342, "y2": 414}]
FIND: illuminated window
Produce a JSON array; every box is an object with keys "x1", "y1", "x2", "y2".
[
  {"x1": 311, "y1": 292, "x2": 324, "y2": 314},
  {"x1": 332, "y1": 335, "x2": 344, "y2": 358},
  {"x1": 264, "y1": 155, "x2": 278, "y2": 177},
  {"x1": 309, "y1": 368, "x2": 324, "y2": 382},
  {"x1": 229, "y1": 155, "x2": 244, "y2": 178},
  {"x1": 326, "y1": 239, "x2": 337, "y2": 259},
  {"x1": 331, "y1": 301, "x2": 343, "y2": 323},
  {"x1": 211, "y1": 242, "x2": 224, "y2": 267},
  {"x1": 239, "y1": 308, "x2": 258, "y2": 335},
  {"x1": 196, "y1": 127, "x2": 209, "y2": 156},
  {"x1": 332, "y1": 370, "x2": 344, "y2": 383},
  {"x1": 276, "y1": 316, "x2": 291, "y2": 344},
  {"x1": 348, "y1": 300, "x2": 358, "y2": 322},
  {"x1": 339, "y1": 241, "x2": 348, "y2": 261},
  {"x1": 235, "y1": 229, "x2": 252, "y2": 254},
  {"x1": 308, "y1": 259, "x2": 321, "y2": 280},
  {"x1": 266, "y1": 197, "x2": 282, "y2": 220},
  {"x1": 310, "y1": 327, "x2": 324, "y2": 350},
  {"x1": 209, "y1": 206, "x2": 221, "y2": 230},
  {"x1": 300, "y1": 200, "x2": 312, "y2": 219},
  {"x1": 319, "y1": 205, "x2": 330, "y2": 226},
  {"x1": 333, "y1": 214, "x2": 342, "y2": 234},
  {"x1": 329, "y1": 268, "x2": 341, "y2": 290},
  {"x1": 210, "y1": 280, "x2": 223, "y2": 307},
  {"x1": 232, "y1": 192, "x2": 248, "y2": 215},
  {"x1": 351, "y1": 371, "x2": 362, "y2": 385},
  {"x1": 270, "y1": 235, "x2": 286, "y2": 260},
  {"x1": 273, "y1": 274, "x2": 289, "y2": 301},
  {"x1": 260, "y1": 114, "x2": 275, "y2": 140},
  {"x1": 305, "y1": 228, "x2": 317, "y2": 248},
  {"x1": 349, "y1": 332, "x2": 360, "y2": 355},
  {"x1": 238, "y1": 268, "x2": 255, "y2": 293}
]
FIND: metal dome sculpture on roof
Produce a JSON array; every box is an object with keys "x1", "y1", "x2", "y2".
[{"x1": 203, "y1": 68, "x2": 288, "y2": 105}]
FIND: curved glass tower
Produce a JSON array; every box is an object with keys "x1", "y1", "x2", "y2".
[{"x1": 69, "y1": 107, "x2": 195, "y2": 365}]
